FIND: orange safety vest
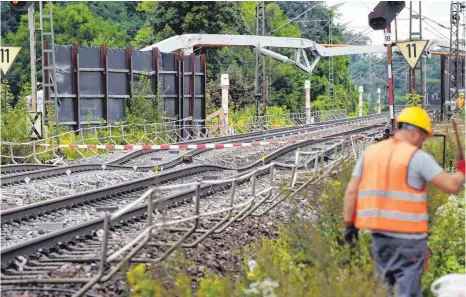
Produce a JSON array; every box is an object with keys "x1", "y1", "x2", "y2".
[{"x1": 354, "y1": 138, "x2": 428, "y2": 234}]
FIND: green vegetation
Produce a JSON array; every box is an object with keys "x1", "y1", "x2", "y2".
[
  {"x1": 0, "y1": 73, "x2": 169, "y2": 164},
  {"x1": 124, "y1": 134, "x2": 464, "y2": 297},
  {"x1": 405, "y1": 93, "x2": 423, "y2": 107},
  {"x1": 3, "y1": 1, "x2": 361, "y2": 114},
  {"x1": 4, "y1": 2, "x2": 127, "y2": 99}
]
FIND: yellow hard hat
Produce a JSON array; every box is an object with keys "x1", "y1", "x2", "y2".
[
  {"x1": 396, "y1": 107, "x2": 433, "y2": 137},
  {"x1": 459, "y1": 92, "x2": 464, "y2": 97}
]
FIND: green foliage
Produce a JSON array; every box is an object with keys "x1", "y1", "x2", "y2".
[
  {"x1": 72, "y1": 1, "x2": 143, "y2": 42},
  {"x1": 405, "y1": 93, "x2": 423, "y2": 107},
  {"x1": 206, "y1": 62, "x2": 254, "y2": 113},
  {"x1": 1, "y1": 82, "x2": 30, "y2": 143},
  {"x1": 5, "y1": 2, "x2": 127, "y2": 98},
  {"x1": 125, "y1": 73, "x2": 166, "y2": 125},
  {"x1": 0, "y1": 82, "x2": 35, "y2": 163},
  {"x1": 134, "y1": 2, "x2": 246, "y2": 46},
  {"x1": 423, "y1": 194, "x2": 465, "y2": 296},
  {"x1": 1, "y1": 2, "x2": 21, "y2": 39}
]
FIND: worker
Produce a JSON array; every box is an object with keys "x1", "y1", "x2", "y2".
[
  {"x1": 456, "y1": 92, "x2": 464, "y2": 111},
  {"x1": 342, "y1": 106, "x2": 465, "y2": 297}
]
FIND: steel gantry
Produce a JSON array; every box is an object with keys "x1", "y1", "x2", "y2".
[
  {"x1": 449, "y1": 2, "x2": 466, "y2": 103},
  {"x1": 408, "y1": 1, "x2": 427, "y2": 106},
  {"x1": 254, "y1": 1, "x2": 267, "y2": 116}
]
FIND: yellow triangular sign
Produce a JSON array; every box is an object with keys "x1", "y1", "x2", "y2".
[
  {"x1": 396, "y1": 40, "x2": 429, "y2": 69},
  {"x1": 0, "y1": 46, "x2": 21, "y2": 75}
]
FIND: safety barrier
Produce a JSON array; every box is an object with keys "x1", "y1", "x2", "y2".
[
  {"x1": 30, "y1": 133, "x2": 370, "y2": 151},
  {"x1": 1, "y1": 110, "x2": 347, "y2": 164}
]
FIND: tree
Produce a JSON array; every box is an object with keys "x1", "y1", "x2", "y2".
[
  {"x1": 134, "y1": 2, "x2": 247, "y2": 46},
  {"x1": 1, "y1": 2, "x2": 21, "y2": 39},
  {"x1": 5, "y1": 2, "x2": 127, "y2": 98},
  {"x1": 60, "y1": 1, "x2": 144, "y2": 43}
]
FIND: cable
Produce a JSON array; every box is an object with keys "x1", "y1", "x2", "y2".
[
  {"x1": 406, "y1": 7, "x2": 450, "y2": 30},
  {"x1": 424, "y1": 23, "x2": 450, "y2": 42},
  {"x1": 346, "y1": 28, "x2": 372, "y2": 45},
  {"x1": 422, "y1": 19, "x2": 450, "y2": 41},
  {"x1": 424, "y1": 26, "x2": 450, "y2": 43},
  {"x1": 269, "y1": 2, "x2": 321, "y2": 35}
]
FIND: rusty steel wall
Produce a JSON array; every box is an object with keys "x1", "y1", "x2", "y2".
[{"x1": 49, "y1": 44, "x2": 206, "y2": 129}]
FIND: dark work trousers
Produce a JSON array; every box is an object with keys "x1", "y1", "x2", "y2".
[{"x1": 371, "y1": 233, "x2": 428, "y2": 297}]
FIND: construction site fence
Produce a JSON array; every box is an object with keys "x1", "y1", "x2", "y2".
[{"x1": 0, "y1": 110, "x2": 347, "y2": 165}]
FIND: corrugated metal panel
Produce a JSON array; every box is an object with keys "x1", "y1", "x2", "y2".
[{"x1": 53, "y1": 44, "x2": 206, "y2": 130}]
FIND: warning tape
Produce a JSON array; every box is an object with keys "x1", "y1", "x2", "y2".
[{"x1": 33, "y1": 133, "x2": 372, "y2": 151}]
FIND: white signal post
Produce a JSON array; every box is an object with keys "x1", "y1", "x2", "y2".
[
  {"x1": 221, "y1": 74, "x2": 229, "y2": 134},
  {"x1": 359, "y1": 86, "x2": 364, "y2": 117},
  {"x1": 305, "y1": 80, "x2": 311, "y2": 124},
  {"x1": 28, "y1": 5, "x2": 37, "y2": 112},
  {"x1": 377, "y1": 88, "x2": 381, "y2": 114}
]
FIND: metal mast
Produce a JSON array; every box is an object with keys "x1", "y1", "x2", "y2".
[
  {"x1": 328, "y1": 21, "x2": 335, "y2": 101},
  {"x1": 448, "y1": 2, "x2": 463, "y2": 102},
  {"x1": 39, "y1": 1, "x2": 60, "y2": 140},
  {"x1": 408, "y1": 1, "x2": 425, "y2": 105},
  {"x1": 254, "y1": 1, "x2": 266, "y2": 116}
]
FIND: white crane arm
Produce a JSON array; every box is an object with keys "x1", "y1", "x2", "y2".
[{"x1": 140, "y1": 34, "x2": 437, "y2": 72}]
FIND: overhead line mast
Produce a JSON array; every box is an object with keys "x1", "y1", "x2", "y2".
[
  {"x1": 448, "y1": 2, "x2": 466, "y2": 104},
  {"x1": 254, "y1": 1, "x2": 266, "y2": 117}
]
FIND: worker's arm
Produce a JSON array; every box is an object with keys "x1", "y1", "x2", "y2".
[
  {"x1": 344, "y1": 176, "x2": 361, "y2": 225},
  {"x1": 415, "y1": 150, "x2": 465, "y2": 194},
  {"x1": 430, "y1": 170, "x2": 465, "y2": 194}
]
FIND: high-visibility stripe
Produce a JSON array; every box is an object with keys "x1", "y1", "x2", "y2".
[
  {"x1": 358, "y1": 189, "x2": 426, "y2": 202},
  {"x1": 30, "y1": 133, "x2": 372, "y2": 150},
  {"x1": 357, "y1": 196, "x2": 427, "y2": 214},
  {"x1": 356, "y1": 217, "x2": 428, "y2": 234},
  {"x1": 357, "y1": 209, "x2": 428, "y2": 222}
]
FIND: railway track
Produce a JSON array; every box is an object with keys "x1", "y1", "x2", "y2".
[
  {"x1": 1, "y1": 114, "x2": 387, "y2": 186},
  {"x1": 1, "y1": 123, "x2": 383, "y2": 268},
  {"x1": 0, "y1": 164, "x2": 57, "y2": 176}
]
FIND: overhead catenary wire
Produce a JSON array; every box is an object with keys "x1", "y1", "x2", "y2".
[{"x1": 268, "y1": 2, "x2": 321, "y2": 35}]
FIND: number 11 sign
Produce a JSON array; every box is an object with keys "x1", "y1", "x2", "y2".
[
  {"x1": 0, "y1": 46, "x2": 22, "y2": 76},
  {"x1": 395, "y1": 40, "x2": 429, "y2": 70}
]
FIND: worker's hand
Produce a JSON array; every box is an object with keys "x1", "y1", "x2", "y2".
[
  {"x1": 343, "y1": 224, "x2": 359, "y2": 246},
  {"x1": 456, "y1": 159, "x2": 465, "y2": 175}
]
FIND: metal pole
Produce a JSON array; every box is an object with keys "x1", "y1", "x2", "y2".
[
  {"x1": 440, "y1": 55, "x2": 446, "y2": 120},
  {"x1": 305, "y1": 80, "x2": 311, "y2": 124},
  {"x1": 358, "y1": 86, "x2": 364, "y2": 117},
  {"x1": 385, "y1": 24, "x2": 395, "y2": 130},
  {"x1": 377, "y1": 88, "x2": 381, "y2": 114},
  {"x1": 2, "y1": 75, "x2": 7, "y2": 113},
  {"x1": 28, "y1": 5, "x2": 37, "y2": 112},
  {"x1": 422, "y1": 55, "x2": 427, "y2": 107}
]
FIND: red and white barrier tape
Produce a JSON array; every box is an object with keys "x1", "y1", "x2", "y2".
[{"x1": 33, "y1": 134, "x2": 372, "y2": 151}]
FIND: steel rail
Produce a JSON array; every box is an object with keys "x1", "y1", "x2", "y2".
[
  {"x1": 1, "y1": 164, "x2": 57, "y2": 175},
  {"x1": 1, "y1": 114, "x2": 387, "y2": 186},
  {"x1": 108, "y1": 113, "x2": 388, "y2": 165},
  {"x1": 1, "y1": 124, "x2": 383, "y2": 266},
  {"x1": 1, "y1": 123, "x2": 383, "y2": 224}
]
